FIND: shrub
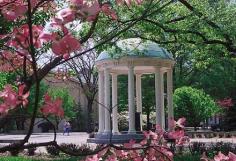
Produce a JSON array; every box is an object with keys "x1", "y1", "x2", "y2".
[
  {"x1": 46, "y1": 145, "x2": 60, "y2": 156},
  {"x1": 174, "y1": 154, "x2": 200, "y2": 161},
  {"x1": 27, "y1": 144, "x2": 37, "y2": 156},
  {"x1": 59, "y1": 143, "x2": 94, "y2": 155},
  {"x1": 189, "y1": 142, "x2": 206, "y2": 154},
  {"x1": 60, "y1": 143, "x2": 79, "y2": 153},
  {"x1": 77, "y1": 144, "x2": 93, "y2": 155},
  {"x1": 9, "y1": 149, "x2": 20, "y2": 156},
  {"x1": 8, "y1": 143, "x2": 22, "y2": 156},
  {"x1": 211, "y1": 142, "x2": 236, "y2": 155},
  {"x1": 174, "y1": 87, "x2": 220, "y2": 128},
  {"x1": 118, "y1": 111, "x2": 129, "y2": 131}
]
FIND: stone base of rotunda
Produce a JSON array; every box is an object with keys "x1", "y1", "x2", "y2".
[{"x1": 87, "y1": 132, "x2": 144, "y2": 144}]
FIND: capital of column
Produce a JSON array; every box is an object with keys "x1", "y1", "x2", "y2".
[{"x1": 111, "y1": 73, "x2": 118, "y2": 76}]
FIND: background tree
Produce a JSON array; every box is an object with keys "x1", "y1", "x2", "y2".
[
  {"x1": 67, "y1": 50, "x2": 98, "y2": 132},
  {"x1": 141, "y1": 75, "x2": 155, "y2": 130},
  {"x1": 174, "y1": 86, "x2": 220, "y2": 130}
]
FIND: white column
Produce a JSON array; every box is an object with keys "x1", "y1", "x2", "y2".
[
  {"x1": 136, "y1": 74, "x2": 142, "y2": 131},
  {"x1": 155, "y1": 67, "x2": 165, "y2": 129},
  {"x1": 112, "y1": 73, "x2": 119, "y2": 133},
  {"x1": 167, "y1": 69, "x2": 174, "y2": 131},
  {"x1": 128, "y1": 66, "x2": 136, "y2": 133},
  {"x1": 104, "y1": 68, "x2": 111, "y2": 134},
  {"x1": 98, "y1": 71, "x2": 105, "y2": 133}
]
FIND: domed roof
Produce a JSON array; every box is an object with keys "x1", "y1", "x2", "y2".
[{"x1": 96, "y1": 38, "x2": 173, "y2": 61}]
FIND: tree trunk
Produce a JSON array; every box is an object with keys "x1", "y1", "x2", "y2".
[
  {"x1": 147, "y1": 111, "x2": 150, "y2": 130},
  {"x1": 87, "y1": 100, "x2": 94, "y2": 133},
  {"x1": 194, "y1": 122, "x2": 198, "y2": 131}
]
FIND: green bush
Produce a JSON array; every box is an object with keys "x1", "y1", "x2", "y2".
[
  {"x1": 77, "y1": 144, "x2": 93, "y2": 155},
  {"x1": 189, "y1": 142, "x2": 206, "y2": 155},
  {"x1": 46, "y1": 145, "x2": 60, "y2": 156},
  {"x1": 27, "y1": 143, "x2": 37, "y2": 156},
  {"x1": 60, "y1": 143, "x2": 79, "y2": 153},
  {"x1": 174, "y1": 86, "x2": 220, "y2": 128},
  {"x1": 9, "y1": 149, "x2": 20, "y2": 156},
  {"x1": 59, "y1": 143, "x2": 94, "y2": 155},
  {"x1": 174, "y1": 154, "x2": 200, "y2": 161}
]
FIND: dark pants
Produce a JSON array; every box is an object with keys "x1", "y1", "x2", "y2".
[{"x1": 63, "y1": 128, "x2": 70, "y2": 135}]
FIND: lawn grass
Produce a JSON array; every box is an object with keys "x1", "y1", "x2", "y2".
[
  {"x1": 0, "y1": 154, "x2": 200, "y2": 161},
  {"x1": 0, "y1": 156, "x2": 80, "y2": 161},
  {"x1": 174, "y1": 154, "x2": 200, "y2": 161}
]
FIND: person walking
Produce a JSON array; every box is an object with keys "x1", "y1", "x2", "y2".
[{"x1": 63, "y1": 121, "x2": 71, "y2": 136}]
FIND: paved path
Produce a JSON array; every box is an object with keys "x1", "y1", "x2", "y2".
[
  {"x1": 0, "y1": 132, "x2": 94, "y2": 153},
  {"x1": 1, "y1": 133, "x2": 236, "y2": 153},
  {"x1": 0, "y1": 132, "x2": 88, "y2": 144},
  {"x1": 0, "y1": 132, "x2": 90, "y2": 144}
]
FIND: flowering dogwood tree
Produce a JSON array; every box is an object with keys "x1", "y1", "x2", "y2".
[
  {"x1": 0, "y1": 0, "x2": 153, "y2": 152},
  {"x1": 0, "y1": 0, "x2": 180, "y2": 155}
]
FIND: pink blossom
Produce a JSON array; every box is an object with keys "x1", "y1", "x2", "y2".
[
  {"x1": 40, "y1": 93, "x2": 64, "y2": 117},
  {"x1": 229, "y1": 152, "x2": 236, "y2": 161},
  {"x1": 106, "y1": 154, "x2": 118, "y2": 161},
  {"x1": 177, "y1": 136, "x2": 190, "y2": 145},
  {"x1": 149, "y1": 131, "x2": 158, "y2": 140},
  {"x1": 176, "y1": 117, "x2": 186, "y2": 128},
  {"x1": 49, "y1": 18, "x2": 69, "y2": 35},
  {"x1": 70, "y1": 0, "x2": 100, "y2": 21},
  {"x1": 115, "y1": 149, "x2": 128, "y2": 158},
  {"x1": 11, "y1": 24, "x2": 43, "y2": 49},
  {"x1": 124, "y1": 139, "x2": 136, "y2": 148},
  {"x1": 85, "y1": 154, "x2": 99, "y2": 161},
  {"x1": 214, "y1": 152, "x2": 229, "y2": 161},
  {"x1": 217, "y1": 98, "x2": 234, "y2": 109},
  {"x1": 116, "y1": 0, "x2": 124, "y2": 5},
  {"x1": 59, "y1": 8, "x2": 76, "y2": 24},
  {"x1": 97, "y1": 147, "x2": 108, "y2": 158},
  {"x1": 70, "y1": 0, "x2": 83, "y2": 6},
  {"x1": 101, "y1": 4, "x2": 118, "y2": 20},
  {"x1": 0, "y1": 85, "x2": 19, "y2": 108},
  {"x1": 81, "y1": 1, "x2": 101, "y2": 21},
  {"x1": 51, "y1": 34, "x2": 81, "y2": 59},
  {"x1": 17, "y1": 84, "x2": 30, "y2": 107},
  {"x1": 200, "y1": 152, "x2": 209, "y2": 161},
  {"x1": 1, "y1": 0, "x2": 27, "y2": 21},
  {"x1": 0, "y1": 103, "x2": 8, "y2": 114},
  {"x1": 116, "y1": 0, "x2": 143, "y2": 6},
  {"x1": 155, "y1": 124, "x2": 164, "y2": 134},
  {"x1": 169, "y1": 117, "x2": 186, "y2": 130},
  {"x1": 39, "y1": 32, "x2": 58, "y2": 42},
  {"x1": 140, "y1": 138, "x2": 147, "y2": 145},
  {"x1": 167, "y1": 130, "x2": 185, "y2": 140}
]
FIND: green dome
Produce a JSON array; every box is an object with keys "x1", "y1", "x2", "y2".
[{"x1": 96, "y1": 38, "x2": 173, "y2": 61}]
